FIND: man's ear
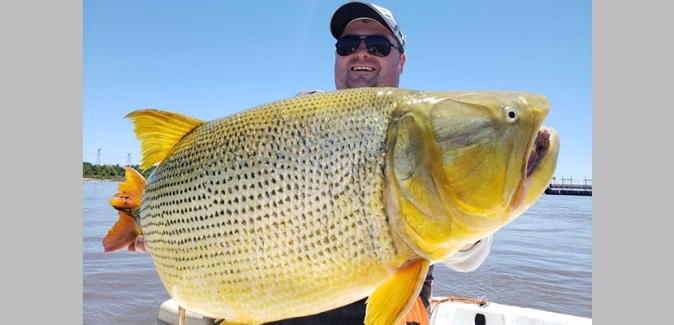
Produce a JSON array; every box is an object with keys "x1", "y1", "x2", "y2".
[{"x1": 399, "y1": 52, "x2": 407, "y2": 74}]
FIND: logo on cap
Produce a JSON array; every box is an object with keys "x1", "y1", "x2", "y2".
[{"x1": 372, "y1": 4, "x2": 405, "y2": 49}]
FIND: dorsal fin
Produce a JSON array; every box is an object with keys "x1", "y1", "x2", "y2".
[{"x1": 125, "y1": 109, "x2": 205, "y2": 170}]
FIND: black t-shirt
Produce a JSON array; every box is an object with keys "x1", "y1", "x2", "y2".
[{"x1": 264, "y1": 265, "x2": 434, "y2": 325}]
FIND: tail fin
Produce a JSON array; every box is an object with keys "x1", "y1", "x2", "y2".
[
  {"x1": 103, "y1": 211, "x2": 142, "y2": 253},
  {"x1": 102, "y1": 167, "x2": 146, "y2": 253},
  {"x1": 109, "y1": 167, "x2": 146, "y2": 212}
]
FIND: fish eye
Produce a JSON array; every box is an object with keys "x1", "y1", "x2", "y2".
[{"x1": 503, "y1": 106, "x2": 518, "y2": 122}]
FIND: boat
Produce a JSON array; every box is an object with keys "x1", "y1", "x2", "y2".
[
  {"x1": 429, "y1": 297, "x2": 591, "y2": 325},
  {"x1": 154, "y1": 297, "x2": 592, "y2": 325}
]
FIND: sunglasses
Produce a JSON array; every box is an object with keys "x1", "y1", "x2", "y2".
[{"x1": 335, "y1": 35, "x2": 403, "y2": 57}]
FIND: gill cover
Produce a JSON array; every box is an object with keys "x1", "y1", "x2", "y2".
[{"x1": 386, "y1": 92, "x2": 549, "y2": 261}]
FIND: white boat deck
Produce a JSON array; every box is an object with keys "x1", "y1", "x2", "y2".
[
  {"x1": 154, "y1": 298, "x2": 592, "y2": 325},
  {"x1": 430, "y1": 298, "x2": 591, "y2": 325}
]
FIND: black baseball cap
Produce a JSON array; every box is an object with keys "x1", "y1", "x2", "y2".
[{"x1": 330, "y1": 1, "x2": 406, "y2": 51}]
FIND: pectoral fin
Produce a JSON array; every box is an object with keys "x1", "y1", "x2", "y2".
[{"x1": 365, "y1": 259, "x2": 430, "y2": 325}]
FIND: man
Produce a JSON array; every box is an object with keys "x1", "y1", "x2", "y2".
[{"x1": 272, "y1": 2, "x2": 494, "y2": 325}]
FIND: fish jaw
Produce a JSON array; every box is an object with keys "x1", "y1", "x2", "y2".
[
  {"x1": 510, "y1": 125, "x2": 560, "y2": 216},
  {"x1": 385, "y1": 91, "x2": 559, "y2": 261}
]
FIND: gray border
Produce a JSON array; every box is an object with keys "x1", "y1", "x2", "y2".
[
  {"x1": 595, "y1": 0, "x2": 671, "y2": 323},
  {"x1": 1, "y1": 0, "x2": 82, "y2": 323},
  {"x1": 7, "y1": 0, "x2": 661, "y2": 322}
]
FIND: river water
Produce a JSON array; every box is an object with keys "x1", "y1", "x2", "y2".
[{"x1": 83, "y1": 180, "x2": 591, "y2": 324}]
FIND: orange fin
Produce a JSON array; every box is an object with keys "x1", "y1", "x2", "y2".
[
  {"x1": 366, "y1": 259, "x2": 431, "y2": 325},
  {"x1": 397, "y1": 296, "x2": 429, "y2": 325},
  {"x1": 103, "y1": 167, "x2": 145, "y2": 253},
  {"x1": 109, "y1": 167, "x2": 146, "y2": 211},
  {"x1": 103, "y1": 211, "x2": 141, "y2": 253},
  {"x1": 125, "y1": 109, "x2": 204, "y2": 170}
]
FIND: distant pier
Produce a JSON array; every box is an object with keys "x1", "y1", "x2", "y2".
[{"x1": 544, "y1": 177, "x2": 592, "y2": 196}]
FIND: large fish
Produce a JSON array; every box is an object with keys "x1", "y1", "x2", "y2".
[{"x1": 103, "y1": 87, "x2": 559, "y2": 325}]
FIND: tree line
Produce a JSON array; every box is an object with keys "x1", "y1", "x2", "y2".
[{"x1": 83, "y1": 162, "x2": 155, "y2": 180}]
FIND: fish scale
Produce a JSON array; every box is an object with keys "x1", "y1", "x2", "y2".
[
  {"x1": 140, "y1": 89, "x2": 409, "y2": 322},
  {"x1": 104, "y1": 87, "x2": 559, "y2": 325}
]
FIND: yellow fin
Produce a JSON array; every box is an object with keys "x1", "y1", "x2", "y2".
[
  {"x1": 125, "y1": 109, "x2": 204, "y2": 170},
  {"x1": 366, "y1": 259, "x2": 430, "y2": 325}
]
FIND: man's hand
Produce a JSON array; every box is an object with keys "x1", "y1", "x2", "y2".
[
  {"x1": 127, "y1": 234, "x2": 150, "y2": 253},
  {"x1": 443, "y1": 235, "x2": 493, "y2": 272}
]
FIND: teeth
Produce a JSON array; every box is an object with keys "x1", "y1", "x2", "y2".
[{"x1": 352, "y1": 66, "x2": 374, "y2": 71}]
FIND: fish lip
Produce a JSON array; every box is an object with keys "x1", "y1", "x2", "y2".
[
  {"x1": 510, "y1": 126, "x2": 552, "y2": 210},
  {"x1": 526, "y1": 127, "x2": 552, "y2": 178}
]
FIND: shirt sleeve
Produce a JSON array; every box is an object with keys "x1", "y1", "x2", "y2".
[{"x1": 442, "y1": 235, "x2": 493, "y2": 272}]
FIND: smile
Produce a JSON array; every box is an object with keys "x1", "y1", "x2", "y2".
[{"x1": 352, "y1": 66, "x2": 375, "y2": 71}]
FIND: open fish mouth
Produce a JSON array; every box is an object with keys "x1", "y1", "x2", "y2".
[{"x1": 527, "y1": 127, "x2": 553, "y2": 178}]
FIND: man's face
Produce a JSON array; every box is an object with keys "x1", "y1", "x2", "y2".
[{"x1": 334, "y1": 19, "x2": 406, "y2": 89}]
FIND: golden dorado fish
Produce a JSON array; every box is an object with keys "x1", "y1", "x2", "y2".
[{"x1": 103, "y1": 87, "x2": 559, "y2": 325}]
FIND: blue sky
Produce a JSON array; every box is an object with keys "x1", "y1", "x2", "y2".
[{"x1": 83, "y1": 0, "x2": 592, "y2": 180}]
